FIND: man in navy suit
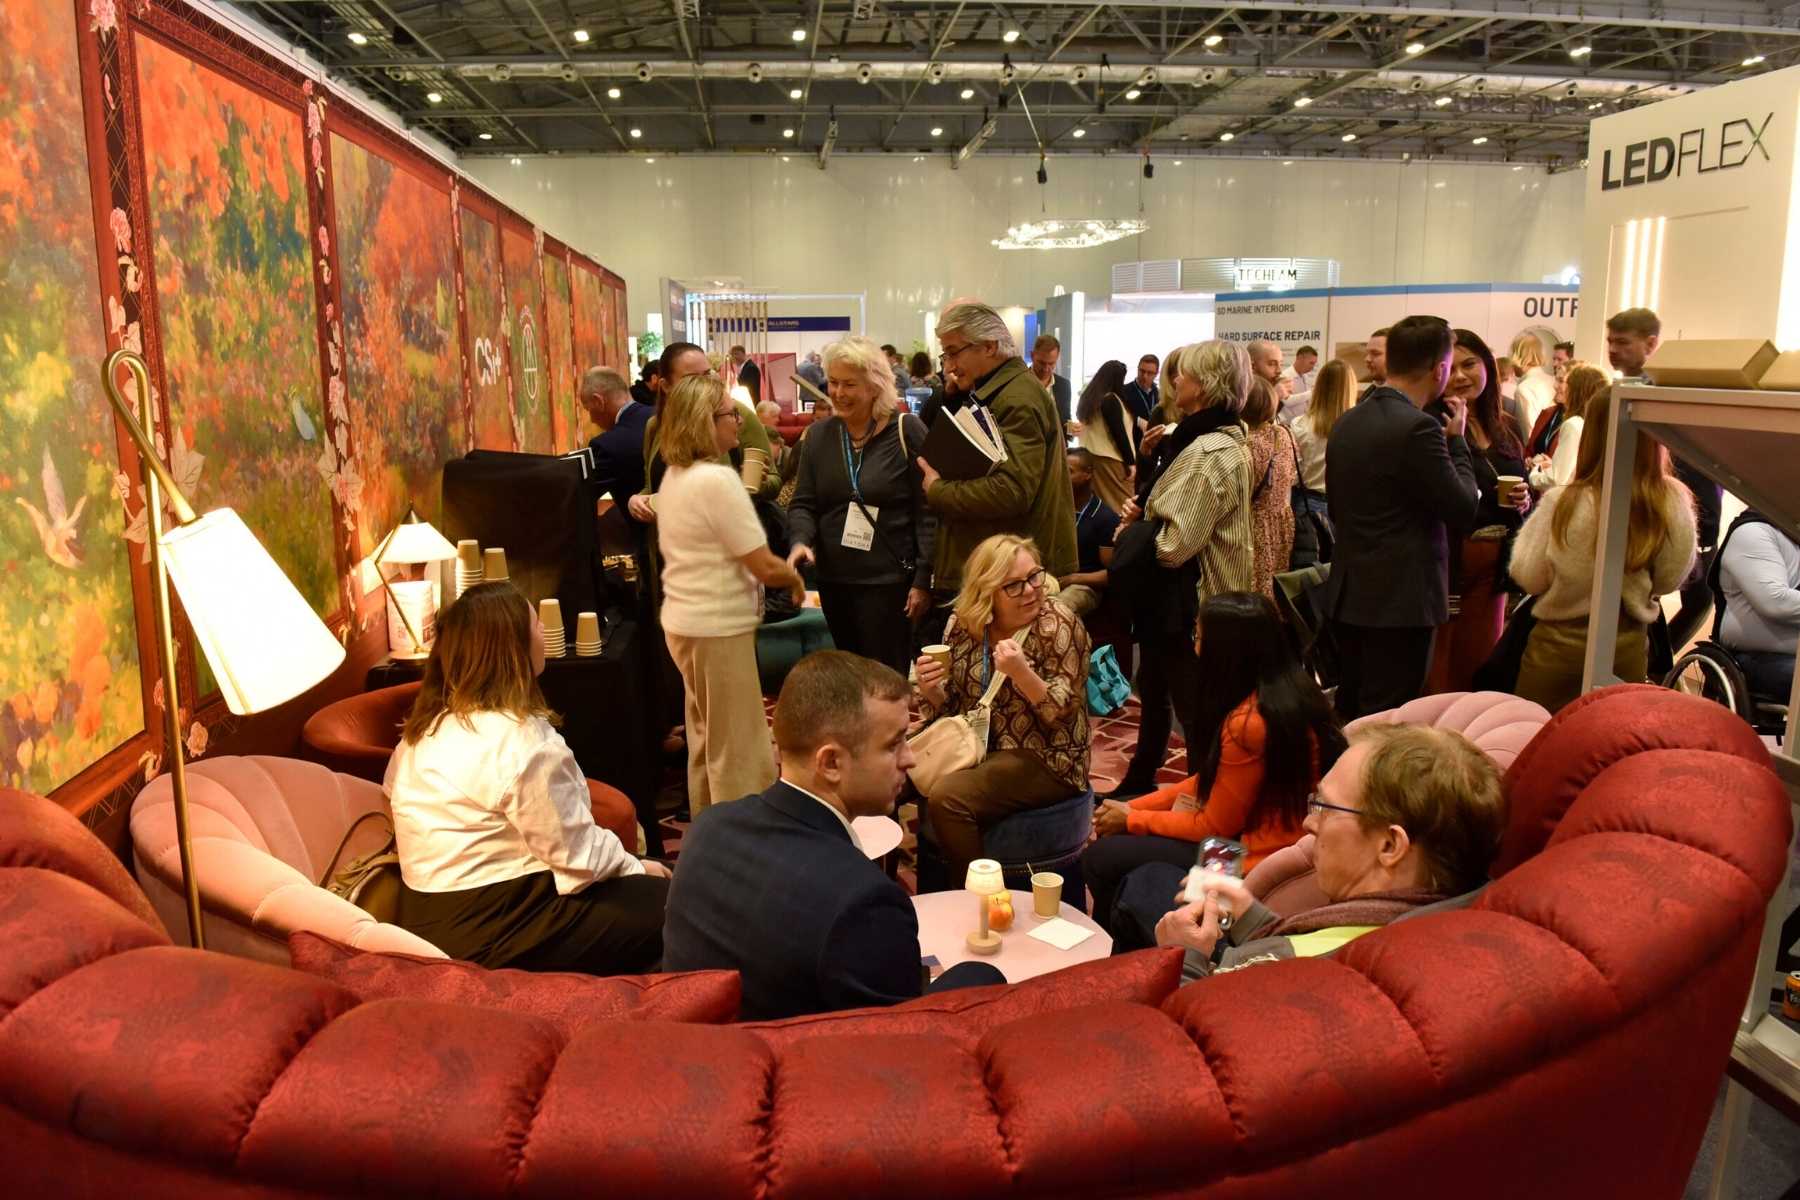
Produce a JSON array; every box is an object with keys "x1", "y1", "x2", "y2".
[
  {"x1": 663, "y1": 651, "x2": 1003, "y2": 1019},
  {"x1": 579, "y1": 366, "x2": 651, "y2": 512}
]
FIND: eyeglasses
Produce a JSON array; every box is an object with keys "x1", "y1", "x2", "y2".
[
  {"x1": 713, "y1": 407, "x2": 743, "y2": 423},
  {"x1": 941, "y1": 343, "x2": 981, "y2": 362},
  {"x1": 1306, "y1": 793, "x2": 1361, "y2": 818},
  {"x1": 999, "y1": 567, "x2": 1047, "y2": 597}
]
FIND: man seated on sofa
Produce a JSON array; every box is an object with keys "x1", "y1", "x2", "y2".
[
  {"x1": 1145, "y1": 723, "x2": 1505, "y2": 980},
  {"x1": 662, "y1": 651, "x2": 1003, "y2": 1019}
]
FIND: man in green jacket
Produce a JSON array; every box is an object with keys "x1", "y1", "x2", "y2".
[{"x1": 917, "y1": 302, "x2": 1077, "y2": 597}]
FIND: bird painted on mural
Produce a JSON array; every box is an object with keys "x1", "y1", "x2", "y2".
[
  {"x1": 16, "y1": 446, "x2": 88, "y2": 569},
  {"x1": 289, "y1": 389, "x2": 317, "y2": 441}
]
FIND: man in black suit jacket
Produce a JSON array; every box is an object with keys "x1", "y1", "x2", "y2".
[
  {"x1": 663, "y1": 652, "x2": 1002, "y2": 1019},
  {"x1": 730, "y1": 345, "x2": 762, "y2": 404},
  {"x1": 1030, "y1": 334, "x2": 1073, "y2": 425},
  {"x1": 1321, "y1": 315, "x2": 1480, "y2": 719},
  {"x1": 579, "y1": 366, "x2": 651, "y2": 511}
]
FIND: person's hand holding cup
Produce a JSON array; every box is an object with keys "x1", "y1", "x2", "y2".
[
  {"x1": 916, "y1": 644, "x2": 951, "y2": 706},
  {"x1": 1495, "y1": 474, "x2": 1530, "y2": 513}
]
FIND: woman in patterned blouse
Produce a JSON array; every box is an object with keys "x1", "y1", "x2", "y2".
[{"x1": 914, "y1": 534, "x2": 1091, "y2": 884}]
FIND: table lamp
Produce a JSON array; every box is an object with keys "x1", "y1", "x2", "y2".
[
  {"x1": 371, "y1": 508, "x2": 457, "y2": 657},
  {"x1": 964, "y1": 858, "x2": 1006, "y2": 955},
  {"x1": 103, "y1": 350, "x2": 347, "y2": 948}
]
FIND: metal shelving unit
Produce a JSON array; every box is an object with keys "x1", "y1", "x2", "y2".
[{"x1": 1583, "y1": 382, "x2": 1800, "y2": 1199}]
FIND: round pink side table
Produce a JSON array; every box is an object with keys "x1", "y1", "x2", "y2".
[
  {"x1": 911, "y1": 888, "x2": 1112, "y2": 983},
  {"x1": 852, "y1": 815, "x2": 903, "y2": 860}
]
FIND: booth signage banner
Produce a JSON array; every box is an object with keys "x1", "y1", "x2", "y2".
[
  {"x1": 1214, "y1": 293, "x2": 1330, "y2": 359},
  {"x1": 661, "y1": 277, "x2": 689, "y2": 342},
  {"x1": 767, "y1": 316, "x2": 852, "y2": 332}
]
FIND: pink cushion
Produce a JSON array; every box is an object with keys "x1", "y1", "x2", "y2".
[
  {"x1": 740, "y1": 947, "x2": 1185, "y2": 1049},
  {"x1": 288, "y1": 931, "x2": 742, "y2": 1033},
  {"x1": 1345, "y1": 690, "x2": 1551, "y2": 772}
]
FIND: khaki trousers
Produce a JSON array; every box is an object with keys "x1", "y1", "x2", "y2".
[
  {"x1": 1515, "y1": 614, "x2": 1648, "y2": 716},
  {"x1": 1088, "y1": 457, "x2": 1133, "y2": 513},
  {"x1": 927, "y1": 750, "x2": 1080, "y2": 883},
  {"x1": 665, "y1": 630, "x2": 775, "y2": 813}
]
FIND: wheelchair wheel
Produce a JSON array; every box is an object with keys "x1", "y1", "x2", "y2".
[{"x1": 1663, "y1": 643, "x2": 1756, "y2": 723}]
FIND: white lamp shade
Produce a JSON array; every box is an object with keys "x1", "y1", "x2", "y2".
[
  {"x1": 160, "y1": 508, "x2": 346, "y2": 715},
  {"x1": 964, "y1": 858, "x2": 1006, "y2": 895},
  {"x1": 380, "y1": 517, "x2": 458, "y2": 565}
]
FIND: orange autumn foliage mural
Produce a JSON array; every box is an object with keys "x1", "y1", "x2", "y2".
[
  {"x1": 461, "y1": 206, "x2": 512, "y2": 450},
  {"x1": 543, "y1": 252, "x2": 578, "y2": 452},
  {"x1": 500, "y1": 223, "x2": 552, "y2": 453},
  {"x1": 570, "y1": 263, "x2": 605, "y2": 383}
]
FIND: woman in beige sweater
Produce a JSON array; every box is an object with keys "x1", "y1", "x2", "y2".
[{"x1": 1508, "y1": 389, "x2": 1695, "y2": 713}]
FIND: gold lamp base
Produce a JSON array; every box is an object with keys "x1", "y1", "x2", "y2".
[{"x1": 965, "y1": 930, "x2": 1002, "y2": 955}]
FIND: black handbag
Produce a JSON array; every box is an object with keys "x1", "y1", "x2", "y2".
[
  {"x1": 1108, "y1": 516, "x2": 1193, "y2": 639},
  {"x1": 1472, "y1": 596, "x2": 1538, "y2": 693}
]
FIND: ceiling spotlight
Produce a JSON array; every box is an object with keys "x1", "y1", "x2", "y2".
[
  {"x1": 426, "y1": 91, "x2": 443, "y2": 104},
  {"x1": 1219, "y1": 131, "x2": 1235, "y2": 142},
  {"x1": 1282, "y1": 159, "x2": 1294, "y2": 166},
  {"x1": 1036, "y1": 160, "x2": 1048, "y2": 185},
  {"x1": 1172, "y1": 160, "x2": 1182, "y2": 166},
  {"x1": 1409, "y1": 77, "x2": 1426, "y2": 92},
  {"x1": 1569, "y1": 44, "x2": 1592, "y2": 58},
  {"x1": 1405, "y1": 41, "x2": 1426, "y2": 55},
  {"x1": 1073, "y1": 65, "x2": 1091, "y2": 83},
  {"x1": 1587, "y1": 100, "x2": 1603, "y2": 110},
  {"x1": 558, "y1": 63, "x2": 578, "y2": 82},
  {"x1": 629, "y1": 127, "x2": 643, "y2": 138},
  {"x1": 1565, "y1": 83, "x2": 1579, "y2": 98},
  {"x1": 478, "y1": 131, "x2": 493, "y2": 140},
  {"x1": 347, "y1": 30, "x2": 368, "y2": 46},
  {"x1": 645, "y1": 157, "x2": 655, "y2": 163},
  {"x1": 1341, "y1": 132, "x2": 1358, "y2": 142},
  {"x1": 1472, "y1": 135, "x2": 1489, "y2": 145},
  {"x1": 492, "y1": 64, "x2": 513, "y2": 83},
  {"x1": 635, "y1": 63, "x2": 652, "y2": 82},
  {"x1": 1293, "y1": 96, "x2": 1313, "y2": 108},
  {"x1": 856, "y1": 63, "x2": 874, "y2": 84},
  {"x1": 1003, "y1": 28, "x2": 1021, "y2": 43},
  {"x1": 783, "y1": 127, "x2": 795, "y2": 138},
  {"x1": 1473, "y1": 79, "x2": 1487, "y2": 93},
  {"x1": 930, "y1": 126, "x2": 943, "y2": 136},
  {"x1": 960, "y1": 87, "x2": 975, "y2": 100},
  {"x1": 509, "y1": 156, "x2": 522, "y2": 166},
  {"x1": 791, "y1": 27, "x2": 807, "y2": 42},
  {"x1": 1203, "y1": 34, "x2": 1223, "y2": 48},
  {"x1": 789, "y1": 87, "x2": 803, "y2": 100},
  {"x1": 572, "y1": 28, "x2": 589, "y2": 43},
  {"x1": 747, "y1": 63, "x2": 765, "y2": 83},
  {"x1": 782, "y1": 155, "x2": 791, "y2": 162},
  {"x1": 1125, "y1": 88, "x2": 1142, "y2": 100},
  {"x1": 1072, "y1": 127, "x2": 1087, "y2": 138},
  {"x1": 1745, "y1": 54, "x2": 1767, "y2": 66},
  {"x1": 1434, "y1": 95, "x2": 1453, "y2": 107},
  {"x1": 927, "y1": 62, "x2": 947, "y2": 83},
  {"x1": 1199, "y1": 67, "x2": 1219, "y2": 83},
  {"x1": 1142, "y1": 160, "x2": 1154, "y2": 179},
  {"x1": 1000, "y1": 55, "x2": 1017, "y2": 84}
]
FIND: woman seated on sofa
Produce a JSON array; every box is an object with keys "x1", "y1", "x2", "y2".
[
  {"x1": 386, "y1": 582, "x2": 671, "y2": 975},
  {"x1": 1150, "y1": 723, "x2": 1506, "y2": 980},
  {"x1": 1083, "y1": 591, "x2": 1344, "y2": 934},
  {"x1": 914, "y1": 533, "x2": 1090, "y2": 886}
]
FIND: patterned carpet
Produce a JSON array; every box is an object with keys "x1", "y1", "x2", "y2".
[{"x1": 654, "y1": 696, "x2": 1189, "y2": 886}]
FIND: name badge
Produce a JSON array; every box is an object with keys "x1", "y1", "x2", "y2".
[{"x1": 842, "y1": 503, "x2": 878, "y2": 551}]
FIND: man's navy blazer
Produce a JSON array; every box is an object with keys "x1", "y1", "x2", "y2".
[{"x1": 661, "y1": 781, "x2": 924, "y2": 1020}]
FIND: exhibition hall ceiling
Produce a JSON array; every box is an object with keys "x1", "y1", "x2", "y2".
[{"x1": 229, "y1": 1, "x2": 1800, "y2": 168}]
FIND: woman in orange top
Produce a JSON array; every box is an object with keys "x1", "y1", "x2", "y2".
[{"x1": 1083, "y1": 591, "x2": 1345, "y2": 935}]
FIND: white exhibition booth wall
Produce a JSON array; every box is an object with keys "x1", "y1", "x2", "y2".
[
  {"x1": 1575, "y1": 63, "x2": 1800, "y2": 357},
  {"x1": 1041, "y1": 291, "x2": 1217, "y2": 402}
]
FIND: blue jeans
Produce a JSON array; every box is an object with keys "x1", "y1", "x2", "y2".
[{"x1": 1732, "y1": 648, "x2": 1796, "y2": 705}]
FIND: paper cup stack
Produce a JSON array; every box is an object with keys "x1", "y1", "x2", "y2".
[
  {"x1": 454, "y1": 540, "x2": 483, "y2": 598},
  {"x1": 540, "y1": 598, "x2": 565, "y2": 658},
  {"x1": 483, "y1": 547, "x2": 509, "y2": 583},
  {"x1": 574, "y1": 610, "x2": 602, "y2": 657}
]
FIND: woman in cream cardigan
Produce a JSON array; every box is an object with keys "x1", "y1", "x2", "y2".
[{"x1": 1508, "y1": 389, "x2": 1696, "y2": 712}]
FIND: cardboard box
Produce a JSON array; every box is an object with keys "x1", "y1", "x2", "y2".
[
  {"x1": 1755, "y1": 350, "x2": 1800, "y2": 391},
  {"x1": 1642, "y1": 339, "x2": 1777, "y2": 389}
]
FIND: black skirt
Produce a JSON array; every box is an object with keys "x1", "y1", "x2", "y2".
[{"x1": 396, "y1": 868, "x2": 670, "y2": 976}]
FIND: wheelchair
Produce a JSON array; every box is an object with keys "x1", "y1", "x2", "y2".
[{"x1": 1662, "y1": 640, "x2": 1790, "y2": 742}]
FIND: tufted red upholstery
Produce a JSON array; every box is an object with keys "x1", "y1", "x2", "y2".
[{"x1": 0, "y1": 686, "x2": 1789, "y2": 1197}]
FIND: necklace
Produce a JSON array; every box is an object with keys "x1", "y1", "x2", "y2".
[{"x1": 847, "y1": 413, "x2": 881, "y2": 447}]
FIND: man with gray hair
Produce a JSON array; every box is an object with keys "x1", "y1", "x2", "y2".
[
  {"x1": 579, "y1": 365, "x2": 651, "y2": 510},
  {"x1": 916, "y1": 302, "x2": 1078, "y2": 603}
]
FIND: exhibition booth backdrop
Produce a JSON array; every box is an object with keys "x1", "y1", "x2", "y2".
[{"x1": 0, "y1": 2, "x2": 629, "y2": 834}]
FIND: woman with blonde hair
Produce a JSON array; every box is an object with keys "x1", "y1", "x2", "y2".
[
  {"x1": 913, "y1": 534, "x2": 1090, "y2": 883},
  {"x1": 1107, "y1": 339, "x2": 1256, "y2": 798},
  {"x1": 1527, "y1": 361, "x2": 1605, "y2": 491},
  {"x1": 1509, "y1": 332, "x2": 1557, "y2": 434},
  {"x1": 657, "y1": 373, "x2": 805, "y2": 812},
  {"x1": 1289, "y1": 358, "x2": 1351, "y2": 538},
  {"x1": 386, "y1": 582, "x2": 670, "y2": 974},
  {"x1": 1240, "y1": 376, "x2": 1297, "y2": 599},
  {"x1": 1509, "y1": 390, "x2": 1696, "y2": 711},
  {"x1": 786, "y1": 335, "x2": 934, "y2": 673}
]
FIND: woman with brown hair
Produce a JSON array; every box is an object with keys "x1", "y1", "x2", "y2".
[
  {"x1": 1074, "y1": 358, "x2": 1138, "y2": 511},
  {"x1": 386, "y1": 582, "x2": 670, "y2": 974},
  {"x1": 1527, "y1": 362, "x2": 1605, "y2": 492},
  {"x1": 1509, "y1": 389, "x2": 1696, "y2": 711}
]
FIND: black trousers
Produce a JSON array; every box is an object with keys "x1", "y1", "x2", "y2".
[
  {"x1": 397, "y1": 870, "x2": 670, "y2": 976},
  {"x1": 1110, "y1": 860, "x2": 1192, "y2": 953},
  {"x1": 1083, "y1": 833, "x2": 1200, "y2": 936},
  {"x1": 818, "y1": 579, "x2": 915, "y2": 675},
  {"x1": 1119, "y1": 634, "x2": 1201, "y2": 792},
  {"x1": 1333, "y1": 622, "x2": 1436, "y2": 721}
]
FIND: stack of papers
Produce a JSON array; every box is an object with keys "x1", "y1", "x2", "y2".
[{"x1": 1027, "y1": 918, "x2": 1095, "y2": 951}]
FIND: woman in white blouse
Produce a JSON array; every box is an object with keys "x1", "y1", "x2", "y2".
[
  {"x1": 387, "y1": 582, "x2": 670, "y2": 974},
  {"x1": 1527, "y1": 361, "x2": 1604, "y2": 492},
  {"x1": 1509, "y1": 332, "x2": 1558, "y2": 435}
]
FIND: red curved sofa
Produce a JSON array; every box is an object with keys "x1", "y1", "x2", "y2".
[{"x1": 0, "y1": 685, "x2": 1789, "y2": 1197}]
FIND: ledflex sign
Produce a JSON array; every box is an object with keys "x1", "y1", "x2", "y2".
[{"x1": 1601, "y1": 111, "x2": 1773, "y2": 190}]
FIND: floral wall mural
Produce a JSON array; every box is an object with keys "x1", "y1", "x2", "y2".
[
  {"x1": 502, "y1": 223, "x2": 553, "y2": 454},
  {"x1": 330, "y1": 132, "x2": 462, "y2": 557},
  {"x1": 133, "y1": 34, "x2": 338, "y2": 619},
  {"x1": 543, "y1": 250, "x2": 578, "y2": 453},
  {"x1": 571, "y1": 262, "x2": 605, "y2": 384},
  {"x1": 461, "y1": 205, "x2": 513, "y2": 451},
  {"x1": 0, "y1": 1, "x2": 145, "y2": 794}
]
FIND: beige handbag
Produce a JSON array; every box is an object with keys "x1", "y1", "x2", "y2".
[{"x1": 906, "y1": 626, "x2": 1029, "y2": 794}]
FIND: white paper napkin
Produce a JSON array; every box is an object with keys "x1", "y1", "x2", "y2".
[{"x1": 1027, "y1": 917, "x2": 1095, "y2": 951}]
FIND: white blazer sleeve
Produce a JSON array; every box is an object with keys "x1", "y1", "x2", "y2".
[{"x1": 501, "y1": 737, "x2": 642, "y2": 894}]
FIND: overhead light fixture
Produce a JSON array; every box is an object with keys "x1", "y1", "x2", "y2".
[
  {"x1": 478, "y1": 131, "x2": 493, "y2": 140},
  {"x1": 426, "y1": 91, "x2": 443, "y2": 104},
  {"x1": 961, "y1": 87, "x2": 975, "y2": 99},
  {"x1": 1172, "y1": 159, "x2": 1182, "y2": 165},
  {"x1": 1472, "y1": 135, "x2": 1489, "y2": 145},
  {"x1": 1003, "y1": 28, "x2": 1021, "y2": 43},
  {"x1": 1587, "y1": 101, "x2": 1603, "y2": 110},
  {"x1": 1293, "y1": 96, "x2": 1313, "y2": 108},
  {"x1": 1125, "y1": 88, "x2": 1142, "y2": 100},
  {"x1": 1569, "y1": 44, "x2": 1592, "y2": 58},
  {"x1": 992, "y1": 218, "x2": 1146, "y2": 250},
  {"x1": 607, "y1": 86, "x2": 622, "y2": 99},
  {"x1": 1219, "y1": 131, "x2": 1235, "y2": 142},
  {"x1": 782, "y1": 155, "x2": 791, "y2": 162},
  {"x1": 1434, "y1": 95, "x2": 1453, "y2": 107},
  {"x1": 790, "y1": 87, "x2": 803, "y2": 100},
  {"x1": 1282, "y1": 159, "x2": 1294, "y2": 166},
  {"x1": 510, "y1": 156, "x2": 522, "y2": 166},
  {"x1": 783, "y1": 127, "x2": 795, "y2": 138},
  {"x1": 347, "y1": 30, "x2": 368, "y2": 45},
  {"x1": 792, "y1": 27, "x2": 807, "y2": 42},
  {"x1": 1341, "y1": 132, "x2": 1357, "y2": 142},
  {"x1": 1405, "y1": 41, "x2": 1426, "y2": 55},
  {"x1": 931, "y1": 126, "x2": 944, "y2": 136},
  {"x1": 645, "y1": 157, "x2": 656, "y2": 163},
  {"x1": 1745, "y1": 54, "x2": 1767, "y2": 66},
  {"x1": 572, "y1": 28, "x2": 589, "y2": 44},
  {"x1": 629, "y1": 127, "x2": 642, "y2": 138},
  {"x1": 1072, "y1": 127, "x2": 1087, "y2": 138},
  {"x1": 1203, "y1": 34, "x2": 1223, "y2": 48}
]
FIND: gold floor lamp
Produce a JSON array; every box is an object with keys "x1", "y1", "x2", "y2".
[{"x1": 103, "y1": 350, "x2": 347, "y2": 949}]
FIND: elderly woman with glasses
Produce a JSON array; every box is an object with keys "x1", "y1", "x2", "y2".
[
  {"x1": 655, "y1": 373, "x2": 805, "y2": 814},
  {"x1": 913, "y1": 534, "x2": 1090, "y2": 884}
]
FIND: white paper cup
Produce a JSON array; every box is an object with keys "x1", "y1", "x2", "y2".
[{"x1": 483, "y1": 547, "x2": 509, "y2": 582}]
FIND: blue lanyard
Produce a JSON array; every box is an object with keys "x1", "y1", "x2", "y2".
[
  {"x1": 1077, "y1": 496, "x2": 1100, "y2": 525},
  {"x1": 839, "y1": 424, "x2": 869, "y2": 502}
]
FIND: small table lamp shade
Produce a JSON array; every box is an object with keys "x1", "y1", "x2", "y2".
[
  {"x1": 964, "y1": 858, "x2": 1006, "y2": 956},
  {"x1": 379, "y1": 515, "x2": 458, "y2": 565},
  {"x1": 159, "y1": 509, "x2": 346, "y2": 716}
]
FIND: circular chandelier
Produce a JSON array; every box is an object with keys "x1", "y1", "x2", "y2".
[{"x1": 992, "y1": 218, "x2": 1147, "y2": 250}]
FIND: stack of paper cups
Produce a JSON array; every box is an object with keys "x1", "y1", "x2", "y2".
[
  {"x1": 539, "y1": 598, "x2": 565, "y2": 657},
  {"x1": 483, "y1": 547, "x2": 509, "y2": 583},
  {"x1": 740, "y1": 445, "x2": 770, "y2": 492},
  {"x1": 574, "y1": 611, "x2": 602, "y2": 657},
  {"x1": 454, "y1": 539, "x2": 483, "y2": 598}
]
